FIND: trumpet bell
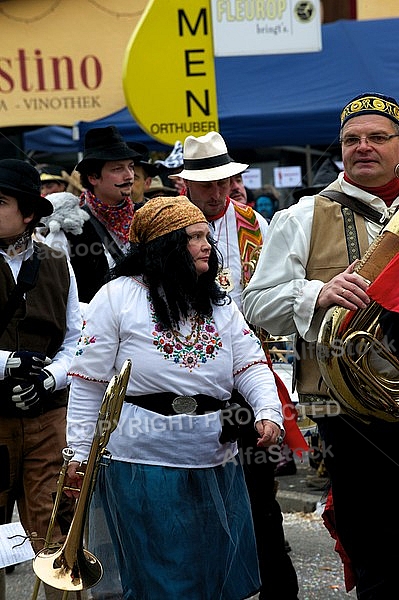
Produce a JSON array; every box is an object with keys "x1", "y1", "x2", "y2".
[{"x1": 33, "y1": 545, "x2": 103, "y2": 591}]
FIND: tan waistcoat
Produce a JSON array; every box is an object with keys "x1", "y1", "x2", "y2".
[{"x1": 296, "y1": 195, "x2": 369, "y2": 414}]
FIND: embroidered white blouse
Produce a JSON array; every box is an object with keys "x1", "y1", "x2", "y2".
[{"x1": 67, "y1": 275, "x2": 282, "y2": 468}]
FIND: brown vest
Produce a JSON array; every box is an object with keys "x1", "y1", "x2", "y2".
[
  {"x1": 0, "y1": 243, "x2": 70, "y2": 416},
  {"x1": 295, "y1": 195, "x2": 369, "y2": 412}
]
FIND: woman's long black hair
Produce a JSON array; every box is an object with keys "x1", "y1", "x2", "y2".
[{"x1": 109, "y1": 227, "x2": 229, "y2": 330}]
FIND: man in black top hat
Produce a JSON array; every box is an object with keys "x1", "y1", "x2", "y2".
[
  {"x1": 67, "y1": 125, "x2": 141, "y2": 304},
  {"x1": 0, "y1": 159, "x2": 81, "y2": 600}
]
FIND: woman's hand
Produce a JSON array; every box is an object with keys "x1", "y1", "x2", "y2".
[
  {"x1": 64, "y1": 460, "x2": 85, "y2": 499},
  {"x1": 255, "y1": 419, "x2": 283, "y2": 448}
]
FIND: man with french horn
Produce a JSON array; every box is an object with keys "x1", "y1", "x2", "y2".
[{"x1": 243, "y1": 92, "x2": 399, "y2": 599}]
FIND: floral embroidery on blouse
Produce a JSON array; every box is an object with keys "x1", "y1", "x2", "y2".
[
  {"x1": 151, "y1": 306, "x2": 222, "y2": 371},
  {"x1": 75, "y1": 320, "x2": 96, "y2": 356},
  {"x1": 243, "y1": 326, "x2": 262, "y2": 348}
]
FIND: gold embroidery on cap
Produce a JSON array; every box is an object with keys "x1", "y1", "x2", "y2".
[{"x1": 340, "y1": 95, "x2": 399, "y2": 125}]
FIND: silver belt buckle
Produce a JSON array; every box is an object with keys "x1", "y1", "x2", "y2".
[{"x1": 172, "y1": 395, "x2": 198, "y2": 415}]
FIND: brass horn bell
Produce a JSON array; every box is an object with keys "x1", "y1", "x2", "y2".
[{"x1": 317, "y1": 211, "x2": 399, "y2": 423}]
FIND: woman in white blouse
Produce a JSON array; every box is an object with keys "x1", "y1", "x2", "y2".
[{"x1": 65, "y1": 196, "x2": 283, "y2": 600}]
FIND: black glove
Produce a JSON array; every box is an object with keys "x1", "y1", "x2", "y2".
[
  {"x1": 11, "y1": 370, "x2": 55, "y2": 411},
  {"x1": 6, "y1": 351, "x2": 52, "y2": 379}
]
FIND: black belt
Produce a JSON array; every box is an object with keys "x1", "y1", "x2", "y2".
[{"x1": 124, "y1": 393, "x2": 227, "y2": 416}]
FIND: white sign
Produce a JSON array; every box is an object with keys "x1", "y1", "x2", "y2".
[
  {"x1": 210, "y1": 0, "x2": 321, "y2": 57},
  {"x1": 273, "y1": 166, "x2": 302, "y2": 188},
  {"x1": 242, "y1": 168, "x2": 262, "y2": 189}
]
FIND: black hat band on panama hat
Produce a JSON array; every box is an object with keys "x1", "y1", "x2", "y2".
[
  {"x1": 0, "y1": 159, "x2": 53, "y2": 216},
  {"x1": 340, "y1": 93, "x2": 399, "y2": 127},
  {"x1": 183, "y1": 153, "x2": 233, "y2": 171}
]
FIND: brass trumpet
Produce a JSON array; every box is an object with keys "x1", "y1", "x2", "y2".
[{"x1": 32, "y1": 359, "x2": 131, "y2": 593}]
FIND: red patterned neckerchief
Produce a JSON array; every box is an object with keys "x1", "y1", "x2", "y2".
[{"x1": 82, "y1": 189, "x2": 134, "y2": 244}]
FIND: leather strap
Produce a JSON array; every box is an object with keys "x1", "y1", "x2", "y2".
[
  {"x1": 319, "y1": 190, "x2": 390, "y2": 227},
  {"x1": 82, "y1": 205, "x2": 125, "y2": 262}
]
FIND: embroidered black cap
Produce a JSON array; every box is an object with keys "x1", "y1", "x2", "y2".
[{"x1": 340, "y1": 93, "x2": 399, "y2": 127}]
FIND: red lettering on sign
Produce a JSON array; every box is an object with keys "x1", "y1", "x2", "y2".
[{"x1": 0, "y1": 49, "x2": 103, "y2": 94}]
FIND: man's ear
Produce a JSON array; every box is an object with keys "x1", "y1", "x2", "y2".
[
  {"x1": 23, "y1": 213, "x2": 34, "y2": 225},
  {"x1": 87, "y1": 173, "x2": 99, "y2": 186}
]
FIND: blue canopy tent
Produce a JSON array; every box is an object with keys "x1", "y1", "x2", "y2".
[
  {"x1": 24, "y1": 18, "x2": 399, "y2": 154},
  {"x1": 23, "y1": 126, "x2": 80, "y2": 154},
  {"x1": 75, "y1": 18, "x2": 399, "y2": 152}
]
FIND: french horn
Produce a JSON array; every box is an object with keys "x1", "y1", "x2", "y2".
[{"x1": 317, "y1": 211, "x2": 399, "y2": 422}]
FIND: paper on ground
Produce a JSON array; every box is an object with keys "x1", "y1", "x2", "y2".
[{"x1": 0, "y1": 521, "x2": 34, "y2": 568}]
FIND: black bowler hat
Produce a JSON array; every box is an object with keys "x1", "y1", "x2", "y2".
[
  {"x1": 128, "y1": 141, "x2": 159, "y2": 177},
  {"x1": 0, "y1": 159, "x2": 53, "y2": 216},
  {"x1": 76, "y1": 126, "x2": 141, "y2": 171}
]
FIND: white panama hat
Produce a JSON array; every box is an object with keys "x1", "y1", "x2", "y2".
[{"x1": 169, "y1": 131, "x2": 248, "y2": 182}]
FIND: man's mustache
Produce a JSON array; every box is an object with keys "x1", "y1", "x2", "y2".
[{"x1": 114, "y1": 182, "x2": 132, "y2": 188}]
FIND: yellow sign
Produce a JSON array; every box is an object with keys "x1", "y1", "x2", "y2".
[{"x1": 123, "y1": 0, "x2": 219, "y2": 146}]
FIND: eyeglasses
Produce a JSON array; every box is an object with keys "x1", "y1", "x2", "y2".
[{"x1": 340, "y1": 133, "x2": 399, "y2": 147}]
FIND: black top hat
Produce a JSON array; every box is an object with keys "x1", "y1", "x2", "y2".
[
  {"x1": 128, "y1": 142, "x2": 159, "y2": 177},
  {"x1": 39, "y1": 164, "x2": 68, "y2": 184},
  {"x1": 0, "y1": 159, "x2": 53, "y2": 216},
  {"x1": 76, "y1": 126, "x2": 141, "y2": 171}
]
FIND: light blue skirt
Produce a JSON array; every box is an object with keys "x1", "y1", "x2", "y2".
[{"x1": 97, "y1": 459, "x2": 260, "y2": 600}]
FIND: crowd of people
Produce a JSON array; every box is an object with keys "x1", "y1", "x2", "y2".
[{"x1": 1, "y1": 90, "x2": 399, "y2": 600}]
